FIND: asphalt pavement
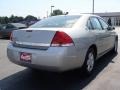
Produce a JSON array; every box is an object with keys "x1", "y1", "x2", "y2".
[{"x1": 0, "y1": 28, "x2": 120, "y2": 90}]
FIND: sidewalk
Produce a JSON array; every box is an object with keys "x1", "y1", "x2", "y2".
[{"x1": 115, "y1": 27, "x2": 120, "y2": 39}]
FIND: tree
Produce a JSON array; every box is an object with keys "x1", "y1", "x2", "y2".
[
  {"x1": 25, "y1": 15, "x2": 38, "y2": 22},
  {"x1": 9, "y1": 15, "x2": 24, "y2": 23},
  {"x1": 0, "y1": 17, "x2": 9, "y2": 24},
  {"x1": 4, "y1": 17, "x2": 9, "y2": 23},
  {"x1": 51, "y1": 9, "x2": 64, "y2": 16},
  {"x1": 0, "y1": 15, "x2": 38, "y2": 24},
  {"x1": 14, "y1": 16, "x2": 24, "y2": 22},
  {"x1": 9, "y1": 15, "x2": 15, "y2": 23}
]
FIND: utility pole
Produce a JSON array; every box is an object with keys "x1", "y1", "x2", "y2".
[
  {"x1": 51, "y1": 5, "x2": 54, "y2": 16},
  {"x1": 92, "y1": 0, "x2": 94, "y2": 14},
  {"x1": 46, "y1": 11, "x2": 48, "y2": 18}
]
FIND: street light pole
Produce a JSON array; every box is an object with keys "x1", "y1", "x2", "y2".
[
  {"x1": 92, "y1": 0, "x2": 94, "y2": 14},
  {"x1": 46, "y1": 11, "x2": 48, "y2": 18},
  {"x1": 51, "y1": 5, "x2": 54, "y2": 16}
]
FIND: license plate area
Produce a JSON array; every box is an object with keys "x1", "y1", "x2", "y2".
[{"x1": 20, "y1": 52, "x2": 31, "y2": 62}]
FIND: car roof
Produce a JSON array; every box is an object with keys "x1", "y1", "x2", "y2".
[
  {"x1": 49, "y1": 14, "x2": 100, "y2": 20},
  {"x1": 10, "y1": 23, "x2": 27, "y2": 28}
]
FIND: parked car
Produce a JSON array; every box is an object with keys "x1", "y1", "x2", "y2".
[
  {"x1": 0, "y1": 24, "x2": 2, "y2": 30},
  {"x1": 10, "y1": 23, "x2": 27, "y2": 29},
  {"x1": 7, "y1": 14, "x2": 118, "y2": 75},
  {"x1": 0, "y1": 23, "x2": 27, "y2": 38},
  {"x1": 0, "y1": 24, "x2": 17, "y2": 38}
]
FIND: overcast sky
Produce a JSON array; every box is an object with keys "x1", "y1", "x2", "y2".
[{"x1": 0, "y1": 0, "x2": 120, "y2": 18}]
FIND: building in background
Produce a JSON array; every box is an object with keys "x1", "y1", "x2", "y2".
[{"x1": 95, "y1": 12, "x2": 120, "y2": 26}]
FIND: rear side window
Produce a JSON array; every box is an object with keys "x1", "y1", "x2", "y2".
[
  {"x1": 30, "y1": 16, "x2": 81, "y2": 28},
  {"x1": 90, "y1": 17, "x2": 102, "y2": 30},
  {"x1": 87, "y1": 19, "x2": 93, "y2": 30}
]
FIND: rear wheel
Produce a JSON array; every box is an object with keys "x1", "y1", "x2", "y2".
[{"x1": 82, "y1": 48, "x2": 95, "y2": 76}]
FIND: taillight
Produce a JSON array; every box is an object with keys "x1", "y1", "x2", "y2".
[
  {"x1": 51, "y1": 31, "x2": 74, "y2": 47},
  {"x1": 8, "y1": 32, "x2": 11, "y2": 38}
]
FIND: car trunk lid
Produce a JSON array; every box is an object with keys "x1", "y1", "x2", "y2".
[{"x1": 12, "y1": 29, "x2": 56, "y2": 50}]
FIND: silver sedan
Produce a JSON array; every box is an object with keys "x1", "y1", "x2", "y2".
[{"x1": 7, "y1": 14, "x2": 118, "y2": 75}]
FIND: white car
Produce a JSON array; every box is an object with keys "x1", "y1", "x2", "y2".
[{"x1": 7, "y1": 14, "x2": 118, "y2": 75}]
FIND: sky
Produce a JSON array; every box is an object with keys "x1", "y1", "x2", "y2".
[{"x1": 0, "y1": 0, "x2": 120, "y2": 18}]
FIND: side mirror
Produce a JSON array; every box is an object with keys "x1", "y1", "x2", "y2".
[{"x1": 107, "y1": 26, "x2": 115, "y2": 31}]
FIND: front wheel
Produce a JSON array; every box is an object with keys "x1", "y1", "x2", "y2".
[
  {"x1": 112, "y1": 39, "x2": 118, "y2": 53},
  {"x1": 82, "y1": 48, "x2": 95, "y2": 76}
]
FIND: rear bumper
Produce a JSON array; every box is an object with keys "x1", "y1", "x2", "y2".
[{"x1": 7, "y1": 43, "x2": 85, "y2": 71}]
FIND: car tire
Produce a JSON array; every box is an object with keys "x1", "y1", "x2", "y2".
[
  {"x1": 112, "y1": 39, "x2": 118, "y2": 53},
  {"x1": 82, "y1": 48, "x2": 95, "y2": 76}
]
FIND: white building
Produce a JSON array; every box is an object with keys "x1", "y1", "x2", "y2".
[{"x1": 95, "y1": 12, "x2": 120, "y2": 26}]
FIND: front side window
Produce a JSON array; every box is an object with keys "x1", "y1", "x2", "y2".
[
  {"x1": 30, "y1": 15, "x2": 81, "y2": 28},
  {"x1": 98, "y1": 18, "x2": 108, "y2": 30},
  {"x1": 90, "y1": 17, "x2": 102, "y2": 30}
]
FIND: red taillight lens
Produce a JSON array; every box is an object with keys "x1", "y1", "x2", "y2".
[
  {"x1": 8, "y1": 32, "x2": 11, "y2": 38},
  {"x1": 51, "y1": 31, "x2": 74, "y2": 47}
]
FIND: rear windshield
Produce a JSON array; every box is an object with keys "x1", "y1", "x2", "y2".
[{"x1": 30, "y1": 15, "x2": 80, "y2": 28}]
